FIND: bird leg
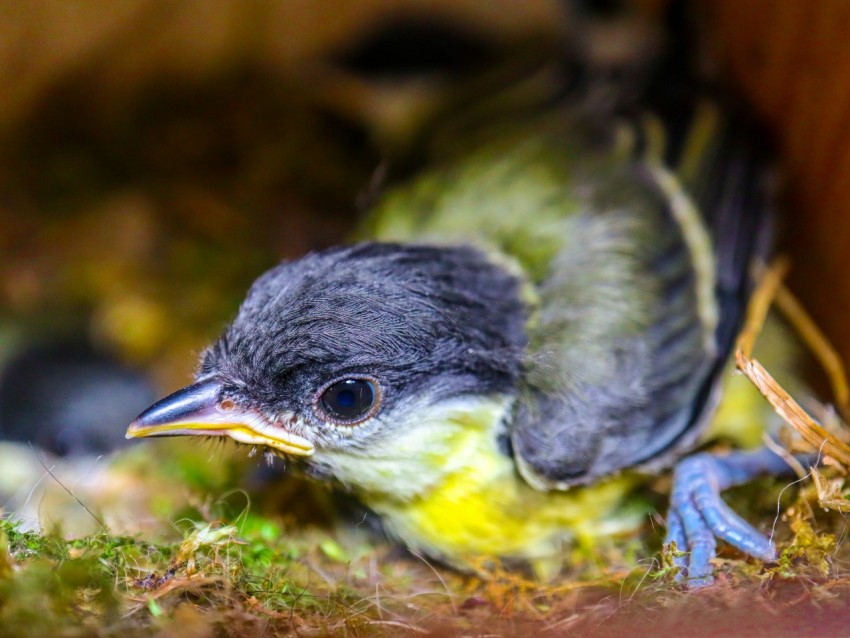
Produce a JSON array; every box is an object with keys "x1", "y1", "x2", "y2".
[
  {"x1": 665, "y1": 447, "x2": 794, "y2": 587},
  {"x1": 666, "y1": 257, "x2": 850, "y2": 587}
]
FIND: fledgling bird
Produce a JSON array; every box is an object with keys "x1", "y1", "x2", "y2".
[{"x1": 127, "y1": 103, "x2": 791, "y2": 587}]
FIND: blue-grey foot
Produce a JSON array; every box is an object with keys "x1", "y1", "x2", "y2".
[{"x1": 665, "y1": 447, "x2": 795, "y2": 588}]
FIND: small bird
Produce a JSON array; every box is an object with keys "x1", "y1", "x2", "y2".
[
  {"x1": 127, "y1": 101, "x2": 790, "y2": 587},
  {"x1": 0, "y1": 342, "x2": 155, "y2": 457}
]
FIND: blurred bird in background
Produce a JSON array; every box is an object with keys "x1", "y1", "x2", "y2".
[
  {"x1": 0, "y1": 343, "x2": 154, "y2": 458},
  {"x1": 125, "y1": 1, "x2": 802, "y2": 588},
  {"x1": 0, "y1": 340, "x2": 156, "y2": 532}
]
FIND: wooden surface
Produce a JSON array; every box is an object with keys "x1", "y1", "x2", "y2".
[{"x1": 706, "y1": 0, "x2": 850, "y2": 362}]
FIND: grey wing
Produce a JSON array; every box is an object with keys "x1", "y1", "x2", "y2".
[{"x1": 511, "y1": 106, "x2": 774, "y2": 490}]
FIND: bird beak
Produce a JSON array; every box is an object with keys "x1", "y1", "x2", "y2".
[{"x1": 125, "y1": 380, "x2": 315, "y2": 456}]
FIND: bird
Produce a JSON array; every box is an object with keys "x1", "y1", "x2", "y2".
[
  {"x1": 0, "y1": 341, "x2": 155, "y2": 457},
  {"x1": 126, "y1": 97, "x2": 792, "y2": 588}
]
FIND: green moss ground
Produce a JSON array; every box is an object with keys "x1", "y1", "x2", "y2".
[{"x1": 3, "y1": 435, "x2": 850, "y2": 637}]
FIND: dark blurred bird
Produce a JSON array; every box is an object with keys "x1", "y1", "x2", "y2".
[{"x1": 0, "y1": 342, "x2": 155, "y2": 457}]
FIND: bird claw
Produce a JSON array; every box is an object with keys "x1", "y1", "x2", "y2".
[{"x1": 664, "y1": 449, "x2": 787, "y2": 588}]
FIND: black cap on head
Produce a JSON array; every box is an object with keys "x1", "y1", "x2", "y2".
[{"x1": 201, "y1": 242, "x2": 528, "y2": 422}]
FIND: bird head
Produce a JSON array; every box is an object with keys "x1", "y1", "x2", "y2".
[{"x1": 127, "y1": 242, "x2": 527, "y2": 484}]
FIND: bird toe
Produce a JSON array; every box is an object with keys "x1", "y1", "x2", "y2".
[{"x1": 665, "y1": 451, "x2": 781, "y2": 588}]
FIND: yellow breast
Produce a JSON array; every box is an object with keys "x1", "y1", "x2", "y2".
[{"x1": 361, "y1": 400, "x2": 646, "y2": 574}]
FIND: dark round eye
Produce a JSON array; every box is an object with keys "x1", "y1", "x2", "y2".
[{"x1": 318, "y1": 378, "x2": 380, "y2": 424}]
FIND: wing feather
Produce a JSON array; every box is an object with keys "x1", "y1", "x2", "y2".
[{"x1": 512, "y1": 104, "x2": 774, "y2": 489}]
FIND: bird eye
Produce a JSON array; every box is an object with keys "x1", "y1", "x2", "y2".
[{"x1": 318, "y1": 378, "x2": 380, "y2": 424}]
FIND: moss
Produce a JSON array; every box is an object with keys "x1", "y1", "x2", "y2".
[{"x1": 2, "y1": 457, "x2": 850, "y2": 638}]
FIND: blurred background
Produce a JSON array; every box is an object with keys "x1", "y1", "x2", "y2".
[{"x1": 0, "y1": 0, "x2": 848, "y2": 502}]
